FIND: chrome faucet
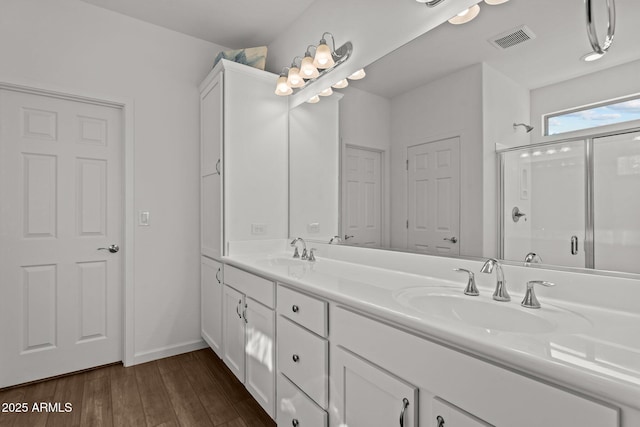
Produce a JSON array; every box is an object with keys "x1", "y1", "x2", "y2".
[
  {"x1": 521, "y1": 281, "x2": 555, "y2": 309},
  {"x1": 524, "y1": 252, "x2": 543, "y2": 264},
  {"x1": 290, "y1": 237, "x2": 308, "y2": 260},
  {"x1": 453, "y1": 268, "x2": 479, "y2": 296},
  {"x1": 329, "y1": 235, "x2": 342, "y2": 244},
  {"x1": 480, "y1": 258, "x2": 510, "y2": 302}
]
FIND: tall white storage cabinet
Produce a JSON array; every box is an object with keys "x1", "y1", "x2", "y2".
[{"x1": 199, "y1": 59, "x2": 287, "y2": 419}]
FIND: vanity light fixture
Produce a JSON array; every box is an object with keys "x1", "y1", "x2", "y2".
[
  {"x1": 448, "y1": 4, "x2": 480, "y2": 25},
  {"x1": 274, "y1": 33, "x2": 356, "y2": 98},
  {"x1": 307, "y1": 95, "x2": 320, "y2": 104},
  {"x1": 319, "y1": 87, "x2": 333, "y2": 97},
  {"x1": 274, "y1": 68, "x2": 293, "y2": 96},
  {"x1": 332, "y1": 79, "x2": 349, "y2": 89},
  {"x1": 560, "y1": 146, "x2": 572, "y2": 152},
  {"x1": 484, "y1": 0, "x2": 510, "y2": 5}
]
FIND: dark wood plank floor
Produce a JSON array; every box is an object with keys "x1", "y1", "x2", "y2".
[{"x1": 0, "y1": 349, "x2": 276, "y2": 427}]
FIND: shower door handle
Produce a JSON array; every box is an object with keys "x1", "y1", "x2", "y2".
[{"x1": 570, "y1": 236, "x2": 579, "y2": 255}]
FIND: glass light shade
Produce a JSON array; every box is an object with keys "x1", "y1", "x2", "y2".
[
  {"x1": 287, "y1": 67, "x2": 305, "y2": 88},
  {"x1": 448, "y1": 4, "x2": 480, "y2": 24},
  {"x1": 332, "y1": 79, "x2": 349, "y2": 89},
  {"x1": 581, "y1": 51, "x2": 605, "y2": 62},
  {"x1": 307, "y1": 95, "x2": 320, "y2": 104},
  {"x1": 319, "y1": 87, "x2": 333, "y2": 97},
  {"x1": 300, "y1": 56, "x2": 320, "y2": 79},
  {"x1": 347, "y1": 68, "x2": 366, "y2": 80},
  {"x1": 484, "y1": 0, "x2": 509, "y2": 4},
  {"x1": 274, "y1": 76, "x2": 292, "y2": 96},
  {"x1": 313, "y1": 42, "x2": 335, "y2": 69}
]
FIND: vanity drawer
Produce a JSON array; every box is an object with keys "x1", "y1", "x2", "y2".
[
  {"x1": 277, "y1": 285, "x2": 328, "y2": 337},
  {"x1": 277, "y1": 373, "x2": 327, "y2": 427},
  {"x1": 224, "y1": 265, "x2": 275, "y2": 308},
  {"x1": 277, "y1": 316, "x2": 328, "y2": 409}
]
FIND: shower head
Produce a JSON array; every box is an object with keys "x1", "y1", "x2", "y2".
[{"x1": 513, "y1": 122, "x2": 534, "y2": 133}]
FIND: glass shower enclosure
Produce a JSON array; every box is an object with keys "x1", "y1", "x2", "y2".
[{"x1": 499, "y1": 129, "x2": 640, "y2": 274}]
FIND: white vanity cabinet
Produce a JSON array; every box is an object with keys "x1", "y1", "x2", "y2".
[
  {"x1": 222, "y1": 266, "x2": 276, "y2": 418},
  {"x1": 276, "y1": 284, "x2": 329, "y2": 426},
  {"x1": 201, "y1": 256, "x2": 223, "y2": 356},
  {"x1": 333, "y1": 346, "x2": 418, "y2": 427},
  {"x1": 332, "y1": 306, "x2": 619, "y2": 427}
]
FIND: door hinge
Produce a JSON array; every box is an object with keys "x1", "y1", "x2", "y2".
[
  {"x1": 406, "y1": 159, "x2": 409, "y2": 170},
  {"x1": 406, "y1": 220, "x2": 409, "y2": 229}
]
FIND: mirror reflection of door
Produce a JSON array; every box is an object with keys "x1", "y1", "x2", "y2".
[
  {"x1": 407, "y1": 137, "x2": 460, "y2": 255},
  {"x1": 342, "y1": 145, "x2": 383, "y2": 247}
]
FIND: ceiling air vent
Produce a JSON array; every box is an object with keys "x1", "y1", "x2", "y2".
[{"x1": 489, "y1": 25, "x2": 536, "y2": 50}]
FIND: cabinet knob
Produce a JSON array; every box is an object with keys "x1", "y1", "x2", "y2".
[
  {"x1": 292, "y1": 420, "x2": 299, "y2": 427},
  {"x1": 436, "y1": 415, "x2": 445, "y2": 427},
  {"x1": 292, "y1": 305, "x2": 299, "y2": 313},
  {"x1": 292, "y1": 354, "x2": 300, "y2": 363}
]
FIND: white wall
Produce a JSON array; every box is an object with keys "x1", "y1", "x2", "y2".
[
  {"x1": 390, "y1": 64, "x2": 484, "y2": 256},
  {"x1": 482, "y1": 63, "x2": 531, "y2": 256},
  {"x1": 289, "y1": 97, "x2": 341, "y2": 242},
  {"x1": 0, "y1": 0, "x2": 225, "y2": 362},
  {"x1": 530, "y1": 59, "x2": 640, "y2": 144},
  {"x1": 339, "y1": 86, "x2": 391, "y2": 245}
]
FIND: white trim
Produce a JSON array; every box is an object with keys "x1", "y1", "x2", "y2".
[
  {"x1": 133, "y1": 339, "x2": 208, "y2": 365},
  {"x1": 0, "y1": 80, "x2": 136, "y2": 368}
]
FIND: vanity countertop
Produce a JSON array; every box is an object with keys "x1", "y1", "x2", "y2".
[{"x1": 223, "y1": 252, "x2": 640, "y2": 411}]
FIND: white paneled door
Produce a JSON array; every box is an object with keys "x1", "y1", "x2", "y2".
[
  {"x1": 0, "y1": 88, "x2": 122, "y2": 387},
  {"x1": 343, "y1": 146, "x2": 382, "y2": 247},
  {"x1": 407, "y1": 137, "x2": 460, "y2": 255}
]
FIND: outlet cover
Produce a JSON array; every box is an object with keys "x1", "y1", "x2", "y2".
[
  {"x1": 307, "y1": 222, "x2": 320, "y2": 233},
  {"x1": 251, "y1": 223, "x2": 267, "y2": 235}
]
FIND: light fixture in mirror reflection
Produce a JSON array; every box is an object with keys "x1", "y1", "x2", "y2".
[{"x1": 288, "y1": 0, "x2": 640, "y2": 276}]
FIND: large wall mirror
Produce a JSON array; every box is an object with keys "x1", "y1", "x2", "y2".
[{"x1": 289, "y1": 0, "x2": 640, "y2": 275}]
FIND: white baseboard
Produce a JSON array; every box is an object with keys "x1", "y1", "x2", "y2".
[{"x1": 130, "y1": 339, "x2": 208, "y2": 366}]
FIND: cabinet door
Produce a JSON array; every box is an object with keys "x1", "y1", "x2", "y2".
[
  {"x1": 245, "y1": 297, "x2": 275, "y2": 418},
  {"x1": 201, "y1": 73, "x2": 223, "y2": 259},
  {"x1": 333, "y1": 347, "x2": 417, "y2": 427},
  {"x1": 201, "y1": 257, "x2": 223, "y2": 356},
  {"x1": 222, "y1": 285, "x2": 245, "y2": 382},
  {"x1": 432, "y1": 398, "x2": 492, "y2": 426}
]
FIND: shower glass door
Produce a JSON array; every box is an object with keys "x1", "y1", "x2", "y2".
[
  {"x1": 501, "y1": 140, "x2": 587, "y2": 268},
  {"x1": 593, "y1": 131, "x2": 640, "y2": 273}
]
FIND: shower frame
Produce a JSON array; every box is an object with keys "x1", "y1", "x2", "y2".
[{"x1": 497, "y1": 125, "x2": 640, "y2": 270}]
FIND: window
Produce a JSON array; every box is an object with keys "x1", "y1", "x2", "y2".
[{"x1": 544, "y1": 95, "x2": 640, "y2": 136}]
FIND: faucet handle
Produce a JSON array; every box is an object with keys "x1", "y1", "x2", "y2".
[
  {"x1": 453, "y1": 268, "x2": 479, "y2": 296},
  {"x1": 308, "y1": 248, "x2": 317, "y2": 262},
  {"x1": 521, "y1": 280, "x2": 555, "y2": 309},
  {"x1": 301, "y1": 248, "x2": 308, "y2": 260}
]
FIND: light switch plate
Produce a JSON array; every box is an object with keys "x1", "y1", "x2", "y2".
[
  {"x1": 307, "y1": 222, "x2": 320, "y2": 233},
  {"x1": 138, "y1": 211, "x2": 150, "y2": 226}
]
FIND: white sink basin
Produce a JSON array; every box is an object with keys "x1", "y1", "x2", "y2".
[
  {"x1": 394, "y1": 288, "x2": 591, "y2": 334},
  {"x1": 266, "y1": 257, "x2": 309, "y2": 267}
]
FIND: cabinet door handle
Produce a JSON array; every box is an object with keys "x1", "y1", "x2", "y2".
[
  {"x1": 571, "y1": 235, "x2": 579, "y2": 255},
  {"x1": 292, "y1": 354, "x2": 300, "y2": 363},
  {"x1": 436, "y1": 415, "x2": 445, "y2": 427},
  {"x1": 215, "y1": 267, "x2": 221, "y2": 284},
  {"x1": 399, "y1": 398, "x2": 409, "y2": 427},
  {"x1": 215, "y1": 159, "x2": 221, "y2": 175},
  {"x1": 292, "y1": 305, "x2": 299, "y2": 313},
  {"x1": 291, "y1": 420, "x2": 299, "y2": 427},
  {"x1": 236, "y1": 299, "x2": 242, "y2": 318},
  {"x1": 243, "y1": 303, "x2": 248, "y2": 323}
]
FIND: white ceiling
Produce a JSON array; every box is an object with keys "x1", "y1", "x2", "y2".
[
  {"x1": 80, "y1": 0, "x2": 317, "y2": 48},
  {"x1": 350, "y1": 0, "x2": 640, "y2": 98}
]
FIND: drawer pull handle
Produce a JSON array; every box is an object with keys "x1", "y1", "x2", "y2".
[
  {"x1": 399, "y1": 398, "x2": 409, "y2": 427},
  {"x1": 236, "y1": 300, "x2": 242, "y2": 319},
  {"x1": 215, "y1": 267, "x2": 221, "y2": 284},
  {"x1": 292, "y1": 305, "x2": 299, "y2": 313},
  {"x1": 292, "y1": 354, "x2": 300, "y2": 363},
  {"x1": 243, "y1": 303, "x2": 248, "y2": 324},
  {"x1": 436, "y1": 415, "x2": 445, "y2": 427},
  {"x1": 292, "y1": 420, "x2": 299, "y2": 427}
]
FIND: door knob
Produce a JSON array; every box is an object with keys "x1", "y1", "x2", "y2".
[
  {"x1": 98, "y1": 244, "x2": 119, "y2": 253},
  {"x1": 443, "y1": 237, "x2": 458, "y2": 243}
]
